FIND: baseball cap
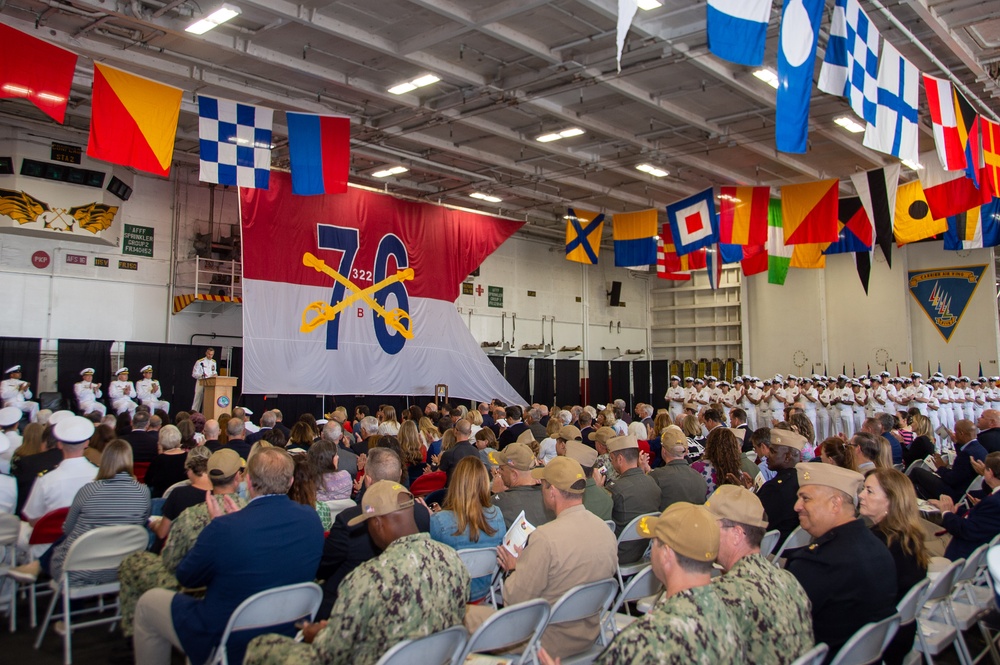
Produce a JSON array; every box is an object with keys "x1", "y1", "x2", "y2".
[
  {"x1": 705, "y1": 485, "x2": 769, "y2": 528},
  {"x1": 564, "y1": 440, "x2": 598, "y2": 467},
  {"x1": 489, "y1": 442, "x2": 534, "y2": 471},
  {"x1": 587, "y1": 426, "x2": 616, "y2": 446},
  {"x1": 557, "y1": 425, "x2": 582, "y2": 441},
  {"x1": 208, "y1": 449, "x2": 243, "y2": 477},
  {"x1": 531, "y1": 457, "x2": 586, "y2": 493},
  {"x1": 796, "y1": 462, "x2": 864, "y2": 500},
  {"x1": 347, "y1": 480, "x2": 414, "y2": 526},
  {"x1": 769, "y1": 428, "x2": 806, "y2": 451},
  {"x1": 606, "y1": 435, "x2": 638, "y2": 453},
  {"x1": 637, "y1": 502, "x2": 719, "y2": 562}
]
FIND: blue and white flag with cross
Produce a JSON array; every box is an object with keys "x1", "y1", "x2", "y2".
[{"x1": 863, "y1": 43, "x2": 920, "y2": 163}]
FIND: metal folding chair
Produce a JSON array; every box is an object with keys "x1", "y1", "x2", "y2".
[
  {"x1": 457, "y1": 547, "x2": 501, "y2": 607},
  {"x1": 374, "y1": 625, "x2": 467, "y2": 665},
  {"x1": 614, "y1": 513, "x2": 659, "y2": 591},
  {"x1": 772, "y1": 526, "x2": 812, "y2": 566},
  {"x1": 828, "y1": 613, "x2": 900, "y2": 665},
  {"x1": 545, "y1": 578, "x2": 619, "y2": 665},
  {"x1": 458, "y1": 599, "x2": 550, "y2": 665}
]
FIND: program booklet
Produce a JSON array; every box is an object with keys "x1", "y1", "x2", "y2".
[{"x1": 502, "y1": 510, "x2": 536, "y2": 556}]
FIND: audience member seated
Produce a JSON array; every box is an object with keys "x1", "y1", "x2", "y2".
[
  {"x1": 286, "y1": 420, "x2": 315, "y2": 452},
  {"x1": 176, "y1": 419, "x2": 198, "y2": 450},
  {"x1": 133, "y1": 447, "x2": 323, "y2": 665},
  {"x1": 860, "y1": 468, "x2": 929, "y2": 665},
  {"x1": 246, "y1": 480, "x2": 468, "y2": 665},
  {"x1": 691, "y1": 427, "x2": 744, "y2": 498},
  {"x1": 150, "y1": 446, "x2": 214, "y2": 544},
  {"x1": 785, "y1": 463, "x2": 896, "y2": 661},
  {"x1": 145, "y1": 425, "x2": 189, "y2": 499},
  {"x1": 978, "y1": 410, "x2": 1000, "y2": 453},
  {"x1": 288, "y1": 453, "x2": 333, "y2": 530},
  {"x1": 707, "y1": 485, "x2": 814, "y2": 664},
  {"x1": 650, "y1": 426, "x2": 709, "y2": 509},
  {"x1": 911, "y1": 419, "x2": 987, "y2": 500},
  {"x1": 438, "y1": 419, "x2": 479, "y2": 484},
  {"x1": 561, "y1": 437, "x2": 613, "y2": 520},
  {"x1": 126, "y1": 410, "x2": 159, "y2": 463},
  {"x1": 468, "y1": 457, "x2": 618, "y2": 660},
  {"x1": 756, "y1": 428, "x2": 805, "y2": 546},
  {"x1": 308, "y1": 438, "x2": 353, "y2": 504},
  {"x1": 490, "y1": 441, "x2": 554, "y2": 529},
  {"x1": 84, "y1": 423, "x2": 116, "y2": 467},
  {"x1": 398, "y1": 419, "x2": 426, "y2": 484},
  {"x1": 316, "y1": 448, "x2": 430, "y2": 619},
  {"x1": 932, "y1": 451, "x2": 1000, "y2": 561},
  {"x1": 818, "y1": 436, "x2": 859, "y2": 472},
  {"x1": 604, "y1": 434, "x2": 660, "y2": 563},
  {"x1": 11, "y1": 421, "x2": 60, "y2": 516},
  {"x1": 902, "y1": 414, "x2": 936, "y2": 468},
  {"x1": 245, "y1": 410, "x2": 277, "y2": 445},
  {"x1": 222, "y1": 417, "x2": 251, "y2": 459}
]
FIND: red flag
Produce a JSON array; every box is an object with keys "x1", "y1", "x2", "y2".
[
  {"x1": 923, "y1": 74, "x2": 966, "y2": 171},
  {"x1": 921, "y1": 150, "x2": 992, "y2": 220},
  {"x1": 718, "y1": 186, "x2": 769, "y2": 245},
  {"x1": 657, "y1": 224, "x2": 705, "y2": 280},
  {"x1": 0, "y1": 23, "x2": 77, "y2": 123},
  {"x1": 981, "y1": 117, "x2": 1000, "y2": 195},
  {"x1": 781, "y1": 179, "x2": 840, "y2": 244}
]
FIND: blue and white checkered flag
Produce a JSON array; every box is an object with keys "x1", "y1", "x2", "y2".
[
  {"x1": 817, "y1": 0, "x2": 880, "y2": 124},
  {"x1": 198, "y1": 96, "x2": 273, "y2": 189}
]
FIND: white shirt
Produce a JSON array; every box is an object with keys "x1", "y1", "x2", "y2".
[
  {"x1": 109, "y1": 380, "x2": 136, "y2": 402},
  {"x1": 136, "y1": 378, "x2": 162, "y2": 402},
  {"x1": 74, "y1": 380, "x2": 102, "y2": 404},
  {"x1": 21, "y1": 457, "x2": 98, "y2": 522},
  {"x1": 538, "y1": 437, "x2": 558, "y2": 463},
  {"x1": 0, "y1": 430, "x2": 21, "y2": 475},
  {"x1": 192, "y1": 357, "x2": 218, "y2": 380},
  {"x1": 0, "y1": 474, "x2": 15, "y2": 514},
  {"x1": 666, "y1": 386, "x2": 686, "y2": 404},
  {"x1": 0, "y1": 379, "x2": 31, "y2": 404}
]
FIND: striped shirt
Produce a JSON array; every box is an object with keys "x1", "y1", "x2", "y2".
[{"x1": 50, "y1": 472, "x2": 150, "y2": 584}]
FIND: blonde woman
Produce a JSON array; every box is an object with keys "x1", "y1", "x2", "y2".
[
  {"x1": 399, "y1": 419, "x2": 426, "y2": 483},
  {"x1": 377, "y1": 405, "x2": 400, "y2": 436}
]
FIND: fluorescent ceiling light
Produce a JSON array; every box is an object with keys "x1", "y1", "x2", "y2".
[
  {"x1": 470, "y1": 192, "x2": 502, "y2": 203},
  {"x1": 717, "y1": 193, "x2": 742, "y2": 203},
  {"x1": 536, "y1": 133, "x2": 562, "y2": 143},
  {"x1": 2, "y1": 84, "x2": 30, "y2": 95},
  {"x1": 185, "y1": 4, "x2": 241, "y2": 35},
  {"x1": 753, "y1": 68, "x2": 779, "y2": 89},
  {"x1": 636, "y1": 163, "x2": 669, "y2": 178},
  {"x1": 559, "y1": 127, "x2": 584, "y2": 138},
  {"x1": 36, "y1": 92, "x2": 65, "y2": 103},
  {"x1": 637, "y1": 0, "x2": 662, "y2": 9},
  {"x1": 388, "y1": 74, "x2": 440, "y2": 95},
  {"x1": 901, "y1": 159, "x2": 923, "y2": 171},
  {"x1": 834, "y1": 116, "x2": 865, "y2": 134},
  {"x1": 535, "y1": 127, "x2": 584, "y2": 143},
  {"x1": 372, "y1": 166, "x2": 408, "y2": 178}
]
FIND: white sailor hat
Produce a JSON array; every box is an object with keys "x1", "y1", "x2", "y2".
[
  {"x1": 910, "y1": 372, "x2": 922, "y2": 379},
  {"x1": 0, "y1": 406, "x2": 21, "y2": 427},
  {"x1": 53, "y1": 415, "x2": 95, "y2": 444},
  {"x1": 80, "y1": 368, "x2": 95, "y2": 376},
  {"x1": 751, "y1": 377, "x2": 760, "y2": 382},
  {"x1": 115, "y1": 367, "x2": 128, "y2": 375},
  {"x1": 960, "y1": 376, "x2": 971, "y2": 382},
  {"x1": 684, "y1": 377, "x2": 694, "y2": 382},
  {"x1": 902, "y1": 377, "x2": 912, "y2": 384},
  {"x1": 243, "y1": 407, "x2": 253, "y2": 415},
  {"x1": 4, "y1": 365, "x2": 20, "y2": 374},
  {"x1": 719, "y1": 381, "x2": 730, "y2": 387},
  {"x1": 733, "y1": 376, "x2": 744, "y2": 383},
  {"x1": 880, "y1": 371, "x2": 891, "y2": 377},
  {"x1": 694, "y1": 378, "x2": 705, "y2": 385},
  {"x1": 670, "y1": 375, "x2": 681, "y2": 381},
  {"x1": 812, "y1": 374, "x2": 822, "y2": 381},
  {"x1": 932, "y1": 371, "x2": 944, "y2": 378},
  {"x1": 991, "y1": 377, "x2": 1000, "y2": 382},
  {"x1": 801, "y1": 376, "x2": 813, "y2": 383},
  {"x1": 838, "y1": 374, "x2": 848, "y2": 381},
  {"x1": 947, "y1": 375, "x2": 958, "y2": 381},
  {"x1": 851, "y1": 379, "x2": 862, "y2": 386},
  {"x1": 788, "y1": 374, "x2": 798, "y2": 381},
  {"x1": 817, "y1": 381, "x2": 827, "y2": 387},
  {"x1": 980, "y1": 377, "x2": 989, "y2": 383},
  {"x1": 706, "y1": 376, "x2": 717, "y2": 382},
  {"x1": 316, "y1": 418, "x2": 327, "y2": 425},
  {"x1": 774, "y1": 374, "x2": 784, "y2": 381},
  {"x1": 140, "y1": 365, "x2": 153, "y2": 373},
  {"x1": 862, "y1": 379, "x2": 871, "y2": 386},
  {"x1": 762, "y1": 379, "x2": 772, "y2": 385}
]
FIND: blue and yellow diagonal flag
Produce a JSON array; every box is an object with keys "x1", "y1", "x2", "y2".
[{"x1": 565, "y1": 208, "x2": 605, "y2": 264}]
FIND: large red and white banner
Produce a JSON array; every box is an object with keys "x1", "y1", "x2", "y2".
[{"x1": 240, "y1": 173, "x2": 524, "y2": 403}]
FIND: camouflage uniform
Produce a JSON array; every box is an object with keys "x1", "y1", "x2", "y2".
[
  {"x1": 594, "y1": 453, "x2": 620, "y2": 483},
  {"x1": 713, "y1": 553, "x2": 814, "y2": 664},
  {"x1": 595, "y1": 584, "x2": 744, "y2": 665},
  {"x1": 245, "y1": 533, "x2": 469, "y2": 665},
  {"x1": 117, "y1": 493, "x2": 247, "y2": 637}
]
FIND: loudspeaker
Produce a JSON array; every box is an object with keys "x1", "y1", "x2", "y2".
[
  {"x1": 608, "y1": 281, "x2": 622, "y2": 307},
  {"x1": 107, "y1": 175, "x2": 133, "y2": 201}
]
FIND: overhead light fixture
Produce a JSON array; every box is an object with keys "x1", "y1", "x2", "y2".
[
  {"x1": 717, "y1": 193, "x2": 742, "y2": 203},
  {"x1": 636, "y1": 163, "x2": 669, "y2": 178},
  {"x1": 901, "y1": 159, "x2": 923, "y2": 171},
  {"x1": 185, "y1": 4, "x2": 241, "y2": 35},
  {"x1": 753, "y1": 68, "x2": 779, "y2": 89},
  {"x1": 372, "y1": 166, "x2": 408, "y2": 178},
  {"x1": 834, "y1": 116, "x2": 865, "y2": 134},
  {"x1": 470, "y1": 192, "x2": 502, "y2": 203},
  {"x1": 2, "y1": 84, "x2": 30, "y2": 95},
  {"x1": 535, "y1": 127, "x2": 584, "y2": 143},
  {"x1": 637, "y1": 0, "x2": 662, "y2": 9},
  {"x1": 387, "y1": 74, "x2": 440, "y2": 95}
]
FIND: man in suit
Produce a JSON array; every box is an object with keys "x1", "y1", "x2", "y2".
[
  {"x1": 202, "y1": 419, "x2": 221, "y2": 452},
  {"x1": 497, "y1": 405, "x2": 529, "y2": 449},
  {"x1": 245, "y1": 411, "x2": 276, "y2": 445},
  {"x1": 977, "y1": 410, "x2": 1000, "y2": 454},
  {"x1": 272, "y1": 409, "x2": 291, "y2": 439},
  {"x1": 133, "y1": 447, "x2": 323, "y2": 665},
  {"x1": 911, "y1": 419, "x2": 988, "y2": 501},
  {"x1": 126, "y1": 410, "x2": 160, "y2": 463},
  {"x1": 222, "y1": 417, "x2": 251, "y2": 459},
  {"x1": 438, "y1": 419, "x2": 479, "y2": 484},
  {"x1": 932, "y1": 451, "x2": 1000, "y2": 560},
  {"x1": 755, "y1": 428, "x2": 805, "y2": 546}
]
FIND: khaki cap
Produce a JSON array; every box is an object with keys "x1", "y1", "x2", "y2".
[
  {"x1": 564, "y1": 440, "x2": 598, "y2": 467},
  {"x1": 769, "y1": 428, "x2": 807, "y2": 451},
  {"x1": 557, "y1": 425, "x2": 582, "y2": 441},
  {"x1": 587, "y1": 426, "x2": 616, "y2": 446},
  {"x1": 208, "y1": 449, "x2": 243, "y2": 477},
  {"x1": 347, "y1": 480, "x2": 414, "y2": 526},
  {"x1": 796, "y1": 462, "x2": 864, "y2": 499},
  {"x1": 531, "y1": 457, "x2": 587, "y2": 493},
  {"x1": 637, "y1": 502, "x2": 719, "y2": 562},
  {"x1": 661, "y1": 425, "x2": 687, "y2": 449},
  {"x1": 515, "y1": 429, "x2": 537, "y2": 446},
  {"x1": 726, "y1": 427, "x2": 746, "y2": 441},
  {"x1": 489, "y1": 442, "x2": 534, "y2": 471},
  {"x1": 705, "y1": 485, "x2": 769, "y2": 529},
  {"x1": 606, "y1": 434, "x2": 638, "y2": 453}
]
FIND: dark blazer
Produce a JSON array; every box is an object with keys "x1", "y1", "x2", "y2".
[
  {"x1": 126, "y1": 430, "x2": 159, "y2": 464},
  {"x1": 438, "y1": 441, "x2": 480, "y2": 483},
  {"x1": 498, "y1": 422, "x2": 528, "y2": 449},
  {"x1": 244, "y1": 427, "x2": 272, "y2": 445},
  {"x1": 978, "y1": 428, "x2": 1000, "y2": 454},
  {"x1": 316, "y1": 500, "x2": 430, "y2": 619},
  {"x1": 883, "y1": 432, "x2": 904, "y2": 466},
  {"x1": 171, "y1": 495, "x2": 323, "y2": 665},
  {"x1": 12, "y1": 448, "x2": 62, "y2": 515},
  {"x1": 943, "y1": 489, "x2": 1000, "y2": 560},
  {"x1": 756, "y1": 467, "x2": 801, "y2": 545},
  {"x1": 275, "y1": 423, "x2": 291, "y2": 438},
  {"x1": 222, "y1": 438, "x2": 251, "y2": 460},
  {"x1": 902, "y1": 435, "x2": 935, "y2": 469},
  {"x1": 203, "y1": 439, "x2": 221, "y2": 453},
  {"x1": 938, "y1": 439, "x2": 988, "y2": 500}
]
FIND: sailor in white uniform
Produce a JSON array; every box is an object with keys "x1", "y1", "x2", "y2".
[
  {"x1": 665, "y1": 375, "x2": 685, "y2": 422},
  {"x1": 0, "y1": 365, "x2": 38, "y2": 423},
  {"x1": 74, "y1": 368, "x2": 106, "y2": 416},
  {"x1": 108, "y1": 367, "x2": 138, "y2": 417},
  {"x1": 136, "y1": 365, "x2": 170, "y2": 414},
  {"x1": 191, "y1": 347, "x2": 218, "y2": 412}
]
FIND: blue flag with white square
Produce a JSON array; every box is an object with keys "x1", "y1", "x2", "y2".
[
  {"x1": 817, "y1": 0, "x2": 880, "y2": 124},
  {"x1": 199, "y1": 96, "x2": 273, "y2": 189}
]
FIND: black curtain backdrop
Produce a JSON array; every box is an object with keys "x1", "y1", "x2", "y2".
[
  {"x1": 533, "y1": 359, "x2": 554, "y2": 407},
  {"x1": 588, "y1": 360, "x2": 609, "y2": 407},
  {"x1": 556, "y1": 359, "x2": 580, "y2": 406},
  {"x1": 633, "y1": 360, "x2": 653, "y2": 408},
  {"x1": 489, "y1": 355, "x2": 505, "y2": 377},
  {"x1": 58, "y1": 339, "x2": 113, "y2": 411},
  {"x1": 504, "y1": 357, "x2": 531, "y2": 403},
  {"x1": 0, "y1": 337, "x2": 41, "y2": 403},
  {"x1": 229, "y1": 346, "x2": 243, "y2": 405},
  {"x1": 651, "y1": 360, "x2": 670, "y2": 412},
  {"x1": 611, "y1": 361, "x2": 631, "y2": 410},
  {"x1": 123, "y1": 342, "x2": 208, "y2": 416}
]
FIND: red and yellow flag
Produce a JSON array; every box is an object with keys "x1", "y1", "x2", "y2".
[
  {"x1": 86, "y1": 63, "x2": 182, "y2": 177},
  {"x1": 781, "y1": 179, "x2": 840, "y2": 245}
]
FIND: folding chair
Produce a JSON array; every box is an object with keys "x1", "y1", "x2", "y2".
[
  {"x1": 0, "y1": 513, "x2": 19, "y2": 631},
  {"x1": 892, "y1": 578, "x2": 929, "y2": 665},
  {"x1": 957, "y1": 476, "x2": 985, "y2": 512},
  {"x1": 914, "y1": 559, "x2": 966, "y2": 665},
  {"x1": 547, "y1": 579, "x2": 619, "y2": 665},
  {"x1": 132, "y1": 462, "x2": 151, "y2": 484},
  {"x1": 161, "y1": 480, "x2": 190, "y2": 499},
  {"x1": 34, "y1": 524, "x2": 149, "y2": 665},
  {"x1": 791, "y1": 643, "x2": 829, "y2": 665},
  {"x1": 206, "y1": 581, "x2": 323, "y2": 665},
  {"x1": 614, "y1": 513, "x2": 659, "y2": 591},
  {"x1": 602, "y1": 565, "x2": 663, "y2": 638},
  {"x1": 375, "y1": 625, "x2": 467, "y2": 665},
  {"x1": 948, "y1": 544, "x2": 997, "y2": 664},
  {"x1": 828, "y1": 613, "x2": 900, "y2": 665},
  {"x1": 772, "y1": 526, "x2": 812, "y2": 566},
  {"x1": 760, "y1": 529, "x2": 781, "y2": 558},
  {"x1": 604, "y1": 520, "x2": 615, "y2": 532},
  {"x1": 906, "y1": 459, "x2": 933, "y2": 477},
  {"x1": 457, "y1": 548, "x2": 500, "y2": 607},
  {"x1": 458, "y1": 599, "x2": 550, "y2": 665},
  {"x1": 8, "y1": 506, "x2": 70, "y2": 631}
]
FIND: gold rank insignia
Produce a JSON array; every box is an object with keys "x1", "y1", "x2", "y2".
[
  {"x1": 803, "y1": 471, "x2": 811, "y2": 480},
  {"x1": 808, "y1": 544, "x2": 818, "y2": 551}
]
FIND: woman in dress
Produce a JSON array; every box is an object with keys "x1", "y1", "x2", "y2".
[{"x1": 690, "y1": 428, "x2": 743, "y2": 498}]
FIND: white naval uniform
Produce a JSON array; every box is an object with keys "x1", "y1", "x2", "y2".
[
  {"x1": 137, "y1": 378, "x2": 170, "y2": 413},
  {"x1": 910, "y1": 383, "x2": 930, "y2": 416},
  {"x1": 974, "y1": 388, "x2": 986, "y2": 421},
  {"x1": 800, "y1": 387, "x2": 818, "y2": 437},
  {"x1": 191, "y1": 357, "x2": 218, "y2": 411},
  {"x1": 750, "y1": 386, "x2": 768, "y2": 428},
  {"x1": 665, "y1": 386, "x2": 686, "y2": 421},
  {"x1": 719, "y1": 390, "x2": 736, "y2": 420},
  {"x1": 852, "y1": 388, "x2": 867, "y2": 432},
  {"x1": 950, "y1": 387, "x2": 965, "y2": 425},
  {"x1": 74, "y1": 380, "x2": 106, "y2": 416},
  {"x1": 109, "y1": 380, "x2": 138, "y2": 416},
  {"x1": 836, "y1": 387, "x2": 855, "y2": 437},
  {"x1": 769, "y1": 388, "x2": 786, "y2": 423},
  {"x1": 0, "y1": 379, "x2": 38, "y2": 422},
  {"x1": 990, "y1": 386, "x2": 1000, "y2": 411},
  {"x1": 884, "y1": 384, "x2": 899, "y2": 414},
  {"x1": 816, "y1": 389, "x2": 832, "y2": 441},
  {"x1": 963, "y1": 387, "x2": 976, "y2": 421}
]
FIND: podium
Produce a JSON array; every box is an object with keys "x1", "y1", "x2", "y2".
[{"x1": 201, "y1": 376, "x2": 238, "y2": 419}]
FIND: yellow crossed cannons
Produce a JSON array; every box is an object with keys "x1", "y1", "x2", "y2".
[{"x1": 300, "y1": 252, "x2": 414, "y2": 338}]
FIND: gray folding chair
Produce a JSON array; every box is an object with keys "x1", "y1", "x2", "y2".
[
  {"x1": 892, "y1": 578, "x2": 929, "y2": 664},
  {"x1": 206, "y1": 582, "x2": 322, "y2": 665},
  {"x1": 546, "y1": 579, "x2": 619, "y2": 665},
  {"x1": 458, "y1": 599, "x2": 550, "y2": 665},
  {"x1": 457, "y1": 547, "x2": 501, "y2": 608},
  {"x1": 828, "y1": 613, "x2": 900, "y2": 665},
  {"x1": 614, "y1": 513, "x2": 659, "y2": 591},
  {"x1": 0, "y1": 513, "x2": 20, "y2": 632},
  {"x1": 914, "y1": 559, "x2": 965, "y2": 665},
  {"x1": 791, "y1": 643, "x2": 829, "y2": 665},
  {"x1": 760, "y1": 529, "x2": 781, "y2": 558},
  {"x1": 772, "y1": 526, "x2": 812, "y2": 566},
  {"x1": 603, "y1": 564, "x2": 663, "y2": 638},
  {"x1": 375, "y1": 625, "x2": 467, "y2": 665},
  {"x1": 604, "y1": 520, "x2": 615, "y2": 532}
]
